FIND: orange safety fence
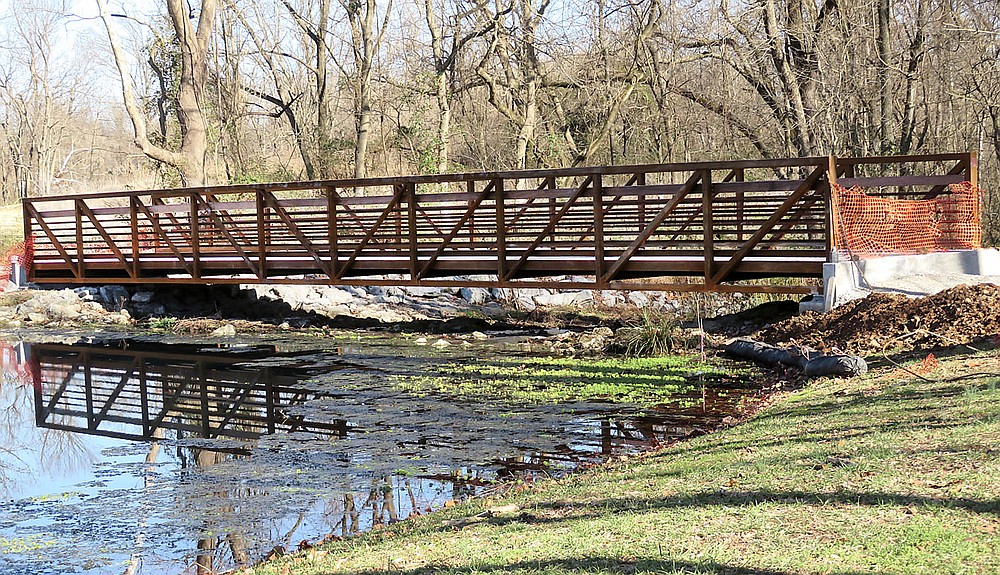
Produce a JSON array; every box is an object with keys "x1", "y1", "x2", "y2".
[
  {"x1": 0, "y1": 237, "x2": 33, "y2": 292},
  {"x1": 0, "y1": 342, "x2": 40, "y2": 390},
  {"x1": 833, "y1": 182, "x2": 982, "y2": 258}
]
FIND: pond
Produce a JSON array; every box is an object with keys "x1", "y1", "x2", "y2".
[{"x1": 0, "y1": 333, "x2": 759, "y2": 574}]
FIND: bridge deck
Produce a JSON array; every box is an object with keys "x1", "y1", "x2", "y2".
[{"x1": 22, "y1": 153, "x2": 976, "y2": 294}]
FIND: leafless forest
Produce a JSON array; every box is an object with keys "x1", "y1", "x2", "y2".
[{"x1": 1, "y1": 0, "x2": 998, "y2": 238}]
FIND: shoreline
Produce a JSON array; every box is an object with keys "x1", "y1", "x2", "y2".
[{"x1": 240, "y1": 343, "x2": 1000, "y2": 575}]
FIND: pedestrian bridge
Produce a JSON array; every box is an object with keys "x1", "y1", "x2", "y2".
[{"x1": 21, "y1": 153, "x2": 978, "y2": 294}]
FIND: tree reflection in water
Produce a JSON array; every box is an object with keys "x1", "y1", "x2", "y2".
[{"x1": 0, "y1": 338, "x2": 755, "y2": 575}]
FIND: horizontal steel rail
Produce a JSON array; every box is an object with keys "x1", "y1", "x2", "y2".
[
  {"x1": 32, "y1": 342, "x2": 349, "y2": 442},
  {"x1": 21, "y1": 153, "x2": 976, "y2": 294}
]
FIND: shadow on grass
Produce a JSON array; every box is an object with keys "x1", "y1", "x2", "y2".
[
  {"x1": 663, "y1": 377, "x2": 992, "y2": 459},
  {"x1": 466, "y1": 489, "x2": 1000, "y2": 531},
  {"x1": 323, "y1": 555, "x2": 881, "y2": 575}
]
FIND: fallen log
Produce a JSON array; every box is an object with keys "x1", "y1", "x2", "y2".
[{"x1": 724, "y1": 338, "x2": 867, "y2": 378}]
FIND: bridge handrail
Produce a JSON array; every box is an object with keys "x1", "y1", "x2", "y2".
[{"x1": 19, "y1": 152, "x2": 977, "y2": 294}]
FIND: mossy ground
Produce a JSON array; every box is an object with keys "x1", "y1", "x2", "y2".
[
  {"x1": 389, "y1": 355, "x2": 722, "y2": 407},
  {"x1": 245, "y1": 346, "x2": 1000, "y2": 575}
]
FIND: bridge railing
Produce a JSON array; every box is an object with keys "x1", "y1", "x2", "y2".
[
  {"x1": 22, "y1": 153, "x2": 976, "y2": 293},
  {"x1": 32, "y1": 342, "x2": 347, "y2": 441}
]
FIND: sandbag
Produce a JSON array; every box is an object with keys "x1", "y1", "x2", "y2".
[
  {"x1": 803, "y1": 355, "x2": 868, "y2": 377},
  {"x1": 724, "y1": 337, "x2": 867, "y2": 378},
  {"x1": 724, "y1": 338, "x2": 810, "y2": 368}
]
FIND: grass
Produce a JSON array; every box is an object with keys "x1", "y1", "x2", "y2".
[
  {"x1": 147, "y1": 316, "x2": 178, "y2": 330},
  {"x1": 614, "y1": 310, "x2": 688, "y2": 357},
  {"x1": 245, "y1": 347, "x2": 1000, "y2": 575},
  {"x1": 388, "y1": 355, "x2": 722, "y2": 407},
  {"x1": 0, "y1": 203, "x2": 22, "y2": 252}
]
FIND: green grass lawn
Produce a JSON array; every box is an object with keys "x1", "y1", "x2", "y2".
[{"x1": 245, "y1": 347, "x2": 1000, "y2": 575}]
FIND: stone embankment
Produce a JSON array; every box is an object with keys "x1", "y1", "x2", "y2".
[
  {"x1": 243, "y1": 279, "x2": 684, "y2": 324},
  {"x1": 0, "y1": 277, "x2": 711, "y2": 330},
  {"x1": 0, "y1": 287, "x2": 133, "y2": 327}
]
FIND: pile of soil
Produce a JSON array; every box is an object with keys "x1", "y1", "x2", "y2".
[{"x1": 757, "y1": 283, "x2": 1000, "y2": 356}]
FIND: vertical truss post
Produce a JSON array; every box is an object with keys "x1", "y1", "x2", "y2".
[
  {"x1": 494, "y1": 178, "x2": 506, "y2": 283},
  {"x1": 256, "y1": 189, "x2": 267, "y2": 280},
  {"x1": 75, "y1": 199, "x2": 84, "y2": 279},
  {"x1": 827, "y1": 155, "x2": 839, "y2": 256},
  {"x1": 702, "y1": 170, "x2": 714, "y2": 287},
  {"x1": 21, "y1": 199, "x2": 31, "y2": 280},
  {"x1": 266, "y1": 368, "x2": 276, "y2": 435},
  {"x1": 83, "y1": 352, "x2": 94, "y2": 430},
  {"x1": 394, "y1": 184, "x2": 403, "y2": 247},
  {"x1": 735, "y1": 168, "x2": 745, "y2": 242},
  {"x1": 468, "y1": 180, "x2": 477, "y2": 244},
  {"x1": 190, "y1": 193, "x2": 200, "y2": 279},
  {"x1": 593, "y1": 173, "x2": 605, "y2": 285},
  {"x1": 547, "y1": 176, "x2": 556, "y2": 243},
  {"x1": 636, "y1": 171, "x2": 646, "y2": 232},
  {"x1": 327, "y1": 186, "x2": 338, "y2": 279},
  {"x1": 198, "y1": 362, "x2": 211, "y2": 438},
  {"x1": 407, "y1": 182, "x2": 419, "y2": 279},
  {"x1": 130, "y1": 197, "x2": 140, "y2": 278},
  {"x1": 139, "y1": 356, "x2": 150, "y2": 436}
]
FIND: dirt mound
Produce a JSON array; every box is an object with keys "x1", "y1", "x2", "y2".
[{"x1": 757, "y1": 283, "x2": 1000, "y2": 356}]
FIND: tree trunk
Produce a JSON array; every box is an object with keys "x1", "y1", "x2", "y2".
[
  {"x1": 346, "y1": 0, "x2": 391, "y2": 179},
  {"x1": 96, "y1": 0, "x2": 216, "y2": 187},
  {"x1": 435, "y1": 71, "x2": 451, "y2": 173},
  {"x1": 877, "y1": 0, "x2": 891, "y2": 153}
]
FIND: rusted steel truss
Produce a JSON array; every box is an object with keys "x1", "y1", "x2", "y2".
[
  {"x1": 22, "y1": 153, "x2": 977, "y2": 294},
  {"x1": 32, "y1": 342, "x2": 347, "y2": 442}
]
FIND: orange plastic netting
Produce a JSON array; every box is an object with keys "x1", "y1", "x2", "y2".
[
  {"x1": 833, "y1": 182, "x2": 982, "y2": 258},
  {"x1": 0, "y1": 238, "x2": 33, "y2": 292}
]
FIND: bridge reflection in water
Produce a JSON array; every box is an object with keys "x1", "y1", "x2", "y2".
[
  {"x1": 17, "y1": 339, "x2": 752, "y2": 574},
  {"x1": 28, "y1": 340, "x2": 728, "y2": 462},
  {"x1": 31, "y1": 341, "x2": 349, "y2": 444}
]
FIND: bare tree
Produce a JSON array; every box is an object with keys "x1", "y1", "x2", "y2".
[
  {"x1": 344, "y1": 0, "x2": 393, "y2": 178},
  {"x1": 0, "y1": 1, "x2": 81, "y2": 199},
  {"x1": 96, "y1": 0, "x2": 218, "y2": 186}
]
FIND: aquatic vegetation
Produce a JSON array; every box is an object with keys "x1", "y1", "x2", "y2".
[
  {"x1": 391, "y1": 355, "x2": 724, "y2": 406},
  {"x1": 146, "y1": 316, "x2": 177, "y2": 330},
  {"x1": 0, "y1": 535, "x2": 57, "y2": 554}
]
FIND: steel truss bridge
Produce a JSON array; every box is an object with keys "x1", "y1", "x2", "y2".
[{"x1": 22, "y1": 153, "x2": 977, "y2": 294}]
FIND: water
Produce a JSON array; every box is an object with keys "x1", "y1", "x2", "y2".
[{"x1": 0, "y1": 335, "x2": 756, "y2": 574}]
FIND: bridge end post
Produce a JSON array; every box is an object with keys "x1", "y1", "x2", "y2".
[
  {"x1": 826, "y1": 155, "x2": 840, "y2": 260},
  {"x1": 20, "y1": 198, "x2": 31, "y2": 284},
  {"x1": 494, "y1": 178, "x2": 506, "y2": 285},
  {"x1": 967, "y1": 150, "x2": 978, "y2": 189},
  {"x1": 593, "y1": 174, "x2": 605, "y2": 286}
]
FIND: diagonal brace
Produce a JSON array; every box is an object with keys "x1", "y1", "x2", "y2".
[
  {"x1": 77, "y1": 200, "x2": 136, "y2": 278},
  {"x1": 262, "y1": 191, "x2": 332, "y2": 277},
  {"x1": 504, "y1": 175, "x2": 593, "y2": 281},
  {"x1": 602, "y1": 171, "x2": 702, "y2": 283},
  {"x1": 337, "y1": 185, "x2": 406, "y2": 279},
  {"x1": 417, "y1": 181, "x2": 496, "y2": 280},
  {"x1": 134, "y1": 200, "x2": 195, "y2": 275},
  {"x1": 193, "y1": 194, "x2": 260, "y2": 276},
  {"x1": 26, "y1": 203, "x2": 80, "y2": 278},
  {"x1": 711, "y1": 165, "x2": 826, "y2": 285}
]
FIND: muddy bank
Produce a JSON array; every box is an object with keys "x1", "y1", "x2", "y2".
[{"x1": 758, "y1": 283, "x2": 1000, "y2": 355}]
